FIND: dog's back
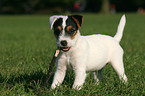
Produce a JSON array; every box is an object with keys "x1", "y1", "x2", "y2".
[{"x1": 76, "y1": 34, "x2": 123, "y2": 71}]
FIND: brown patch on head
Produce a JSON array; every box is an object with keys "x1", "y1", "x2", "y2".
[
  {"x1": 66, "y1": 26, "x2": 73, "y2": 32},
  {"x1": 70, "y1": 15, "x2": 83, "y2": 29},
  {"x1": 65, "y1": 26, "x2": 78, "y2": 39},
  {"x1": 54, "y1": 26, "x2": 62, "y2": 38},
  {"x1": 71, "y1": 17, "x2": 81, "y2": 29},
  {"x1": 57, "y1": 26, "x2": 62, "y2": 31},
  {"x1": 71, "y1": 30, "x2": 78, "y2": 39}
]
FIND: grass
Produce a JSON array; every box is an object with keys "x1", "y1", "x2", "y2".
[{"x1": 0, "y1": 13, "x2": 144, "y2": 95}]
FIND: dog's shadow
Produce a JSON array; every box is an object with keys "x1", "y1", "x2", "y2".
[
  {"x1": 0, "y1": 70, "x2": 50, "y2": 92},
  {"x1": 0, "y1": 69, "x2": 75, "y2": 93}
]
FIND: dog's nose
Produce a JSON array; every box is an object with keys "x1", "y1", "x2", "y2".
[{"x1": 61, "y1": 40, "x2": 67, "y2": 46}]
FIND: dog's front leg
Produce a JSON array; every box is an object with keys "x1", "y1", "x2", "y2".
[
  {"x1": 72, "y1": 67, "x2": 86, "y2": 90},
  {"x1": 51, "y1": 54, "x2": 67, "y2": 89}
]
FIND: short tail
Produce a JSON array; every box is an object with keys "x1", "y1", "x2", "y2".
[{"x1": 114, "y1": 14, "x2": 126, "y2": 42}]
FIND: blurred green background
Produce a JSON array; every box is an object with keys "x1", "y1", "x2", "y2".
[{"x1": 0, "y1": 0, "x2": 145, "y2": 14}]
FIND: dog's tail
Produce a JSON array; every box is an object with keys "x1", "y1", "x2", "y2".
[{"x1": 114, "y1": 14, "x2": 126, "y2": 42}]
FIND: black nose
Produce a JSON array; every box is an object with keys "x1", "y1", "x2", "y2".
[{"x1": 61, "y1": 40, "x2": 67, "y2": 46}]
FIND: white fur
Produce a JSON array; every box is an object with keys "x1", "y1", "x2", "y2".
[
  {"x1": 50, "y1": 15, "x2": 128, "y2": 90},
  {"x1": 114, "y1": 14, "x2": 126, "y2": 42},
  {"x1": 49, "y1": 15, "x2": 67, "y2": 30}
]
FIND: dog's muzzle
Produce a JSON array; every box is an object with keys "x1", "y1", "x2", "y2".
[
  {"x1": 59, "y1": 40, "x2": 71, "y2": 52},
  {"x1": 60, "y1": 47, "x2": 71, "y2": 52}
]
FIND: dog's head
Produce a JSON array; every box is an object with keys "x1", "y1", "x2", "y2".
[{"x1": 49, "y1": 15, "x2": 83, "y2": 52}]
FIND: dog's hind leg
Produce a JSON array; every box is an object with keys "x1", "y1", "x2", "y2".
[
  {"x1": 93, "y1": 68, "x2": 104, "y2": 84},
  {"x1": 93, "y1": 72, "x2": 99, "y2": 84},
  {"x1": 110, "y1": 52, "x2": 128, "y2": 84},
  {"x1": 98, "y1": 68, "x2": 104, "y2": 82}
]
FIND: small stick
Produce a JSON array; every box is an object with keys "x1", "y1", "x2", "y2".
[
  {"x1": 36, "y1": 49, "x2": 60, "y2": 93},
  {"x1": 41, "y1": 49, "x2": 60, "y2": 88}
]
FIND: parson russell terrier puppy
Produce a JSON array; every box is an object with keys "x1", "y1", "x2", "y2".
[{"x1": 49, "y1": 14, "x2": 128, "y2": 90}]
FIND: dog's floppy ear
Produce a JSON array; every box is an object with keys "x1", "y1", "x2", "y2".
[
  {"x1": 49, "y1": 15, "x2": 64, "y2": 30},
  {"x1": 70, "y1": 15, "x2": 83, "y2": 29}
]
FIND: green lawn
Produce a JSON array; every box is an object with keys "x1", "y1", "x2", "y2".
[{"x1": 0, "y1": 13, "x2": 144, "y2": 95}]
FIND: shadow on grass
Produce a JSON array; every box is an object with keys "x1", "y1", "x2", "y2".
[
  {"x1": 0, "y1": 70, "x2": 52, "y2": 92},
  {"x1": 0, "y1": 70, "x2": 74, "y2": 93}
]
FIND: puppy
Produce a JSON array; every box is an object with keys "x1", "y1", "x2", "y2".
[{"x1": 49, "y1": 15, "x2": 128, "y2": 90}]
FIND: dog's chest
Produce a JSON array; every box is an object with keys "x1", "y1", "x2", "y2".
[{"x1": 65, "y1": 54, "x2": 73, "y2": 69}]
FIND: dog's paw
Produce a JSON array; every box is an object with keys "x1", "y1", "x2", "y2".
[
  {"x1": 72, "y1": 85, "x2": 82, "y2": 90},
  {"x1": 51, "y1": 84, "x2": 57, "y2": 90}
]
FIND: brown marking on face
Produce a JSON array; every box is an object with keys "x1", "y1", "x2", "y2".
[
  {"x1": 54, "y1": 26, "x2": 62, "y2": 38},
  {"x1": 71, "y1": 30, "x2": 78, "y2": 39},
  {"x1": 66, "y1": 26, "x2": 73, "y2": 32},
  {"x1": 57, "y1": 26, "x2": 62, "y2": 31},
  {"x1": 72, "y1": 17, "x2": 81, "y2": 29}
]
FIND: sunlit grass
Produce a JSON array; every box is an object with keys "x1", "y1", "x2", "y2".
[{"x1": 0, "y1": 13, "x2": 144, "y2": 95}]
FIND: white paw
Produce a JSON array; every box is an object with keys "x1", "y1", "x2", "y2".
[{"x1": 72, "y1": 85, "x2": 82, "y2": 90}]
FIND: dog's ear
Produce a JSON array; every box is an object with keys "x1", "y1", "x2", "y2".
[
  {"x1": 49, "y1": 15, "x2": 64, "y2": 30},
  {"x1": 70, "y1": 15, "x2": 83, "y2": 29}
]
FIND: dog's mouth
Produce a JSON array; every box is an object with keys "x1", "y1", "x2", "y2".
[{"x1": 60, "y1": 47, "x2": 71, "y2": 52}]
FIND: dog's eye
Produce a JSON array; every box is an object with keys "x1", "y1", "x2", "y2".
[
  {"x1": 67, "y1": 29, "x2": 76, "y2": 36},
  {"x1": 67, "y1": 29, "x2": 75, "y2": 35},
  {"x1": 71, "y1": 29, "x2": 75, "y2": 33}
]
